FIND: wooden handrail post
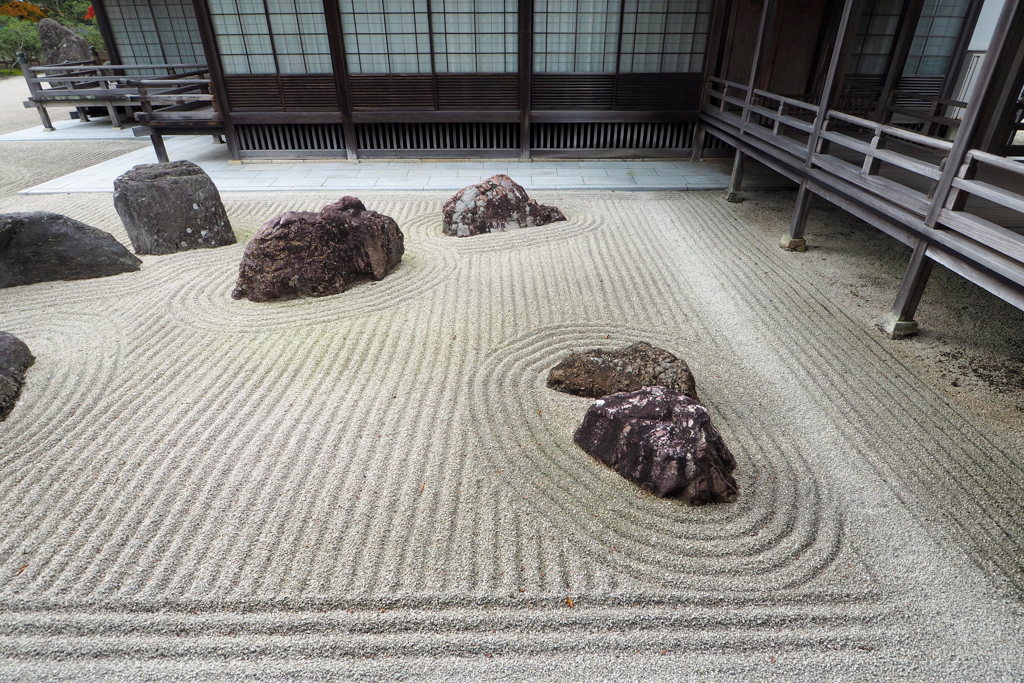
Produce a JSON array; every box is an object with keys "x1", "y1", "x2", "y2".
[{"x1": 20, "y1": 51, "x2": 55, "y2": 131}]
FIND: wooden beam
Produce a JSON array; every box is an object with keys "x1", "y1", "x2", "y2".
[
  {"x1": 322, "y1": 0, "x2": 359, "y2": 160},
  {"x1": 880, "y1": 238, "x2": 933, "y2": 338},
  {"x1": 518, "y1": 0, "x2": 533, "y2": 159},
  {"x1": 190, "y1": 0, "x2": 240, "y2": 160},
  {"x1": 803, "y1": 0, "x2": 864, "y2": 161}
]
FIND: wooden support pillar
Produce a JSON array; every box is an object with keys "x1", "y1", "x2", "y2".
[
  {"x1": 778, "y1": 0, "x2": 862, "y2": 249},
  {"x1": 693, "y1": 0, "x2": 730, "y2": 162},
  {"x1": 19, "y1": 52, "x2": 54, "y2": 131},
  {"x1": 323, "y1": 0, "x2": 358, "y2": 160},
  {"x1": 872, "y1": 0, "x2": 925, "y2": 123},
  {"x1": 726, "y1": 150, "x2": 745, "y2": 203},
  {"x1": 150, "y1": 133, "x2": 170, "y2": 163},
  {"x1": 939, "y1": 0, "x2": 986, "y2": 103},
  {"x1": 726, "y1": 0, "x2": 776, "y2": 203},
  {"x1": 192, "y1": 0, "x2": 241, "y2": 160},
  {"x1": 877, "y1": 0, "x2": 1024, "y2": 338},
  {"x1": 91, "y1": 0, "x2": 121, "y2": 64},
  {"x1": 781, "y1": 181, "x2": 811, "y2": 250},
  {"x1": 518, "y1": 0, "x2": 533, "y2": 160},
  {"x1": 690, "y1": 124, "x2": 707, "y2": 162},
  {"x1": 880, "y1": 239, "x2": 933, "y2": 338}
]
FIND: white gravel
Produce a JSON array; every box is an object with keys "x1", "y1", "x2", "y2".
[{"x1": 0, "y1": 82, "x2": 1022, "y2": 678}]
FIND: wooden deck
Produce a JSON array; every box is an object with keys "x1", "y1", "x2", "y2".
[{"x1": 699, "y1": 78, "x2": 1024, "y2": 313}]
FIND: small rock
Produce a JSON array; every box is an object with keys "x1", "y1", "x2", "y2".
[
  {"x1": 112, "y1": 161, "x2": 235, "y2": 255},
  {"x1": 0, "y1": 332, "x2": 35, "y2": 420},
  {"x1": 232, "y1": 196, "x2": 404, "y2": 302},
  {"x1": 573, "y1": 386, "x2": 738, "y2": 504},
  {"x1": 548, "y1": 341, "x2": 698, "y2": 399},
  {"x1": 0, "y1": 212, "x2": 141, "y2": 288},
  {"x1": 37, "y1": 19, "x2": 91, "y2": 65},
  {"x1": 442, "y1": 174, "x2": 565, "y2": 237}
]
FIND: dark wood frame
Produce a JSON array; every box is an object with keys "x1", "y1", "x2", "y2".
[
  {"x1": 701, "y1": 0, "x2": 1024, "y2": 335},
  {"x1": 94, "y1": 0, "x2": 712, "y2": 159}
]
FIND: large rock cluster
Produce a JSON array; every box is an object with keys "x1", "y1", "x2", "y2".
[
  {"x1": 38, "y1": 18, "x2": 91, "y2": 65},
  {"x1": 0, "y1": 332, "x2": 35, "y2": 420},
  {"x1": 442, "y1": 174, "x2": 565, "y2": 237},
  {"x1": 573, "y1": 386, "x2": 738, "y2": 505},
  {"x1": 232, "y1": 196, "x2": 404, "y2": 302},
  {"x1": 547, "y1": 342, "x2": 698, "y2": 400},
  {"x1": 0, "y1": 211, "x2": 140, "y2": 288},
  {"x1": 113, "y1": 161, "x2": 235, "y2": 255}
]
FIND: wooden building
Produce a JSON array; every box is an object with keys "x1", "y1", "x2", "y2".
[{"x1": 86, "y1": 0, "x2": 1023, "y2": 332}]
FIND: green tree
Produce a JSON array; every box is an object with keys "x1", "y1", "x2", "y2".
[{"x1": 0, "y1": 17, "x2": 42, "y2": 62}]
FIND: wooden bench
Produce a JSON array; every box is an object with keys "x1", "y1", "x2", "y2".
[{"x1": 18, "y1": 52, "x2": 208, "y2": 131}]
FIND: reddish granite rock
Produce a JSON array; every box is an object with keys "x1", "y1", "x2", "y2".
[
  {"x1": 442, "y1": 174, "x2": 565, "y2": 237},
  {"x1": 547, "y1": 342, "x2": 698, "y2": 400},
  {"x1": 573, "y1": 386, "x2": 738, "y2": 505},
  {"x1": 232, "y1": 196, "x2": 404, "y2": 303}
]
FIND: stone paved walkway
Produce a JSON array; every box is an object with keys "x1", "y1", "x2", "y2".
[{"x1": 4, "y1": 123, "x2": 789, "y2": 194}]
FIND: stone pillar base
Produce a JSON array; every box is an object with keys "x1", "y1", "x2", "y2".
[
  {"x1": 780, "y1": 236, "x2": 807, "y2": 252},
  {"x1": 879, "y1": 315, "x2": 919, "y2": 339}
]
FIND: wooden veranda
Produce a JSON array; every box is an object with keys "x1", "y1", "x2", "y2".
[{"x1": 696, "y1": 0, "x2": 1024, "y2": 336}]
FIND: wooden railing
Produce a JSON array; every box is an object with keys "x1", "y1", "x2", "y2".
[
  {"x1": 701, "y1": 77, "x2": 1024, "y2": 304},
  {"x1": 879, "y1": 89, "x2": 967, "y2": 136},
  {"x1": 939, "y1": 150, "x2": 1024, "y2": 273},
  {"x1": 19, "y1": 53, "x2": 207, "y2": 129},
  {"x1": 815, "y1": 109, "x2": 954, "y2": 216},
  {"x1": 126, "y1": 77, "x2": 223, "y2": 163}
]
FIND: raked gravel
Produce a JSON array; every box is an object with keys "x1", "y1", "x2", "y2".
[{"x1": 0, "y1": 187, "x2": 1022, "y2": 680}]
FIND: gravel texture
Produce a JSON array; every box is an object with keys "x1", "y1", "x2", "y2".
[
  {"x1": 0, "y1": 189, "x2": 1022, "y2": 680},
  {"x1": 0, "y1": 78, "x2": 1022, "y2": 677},
  {"x1": 0, "y1": 77, "x2": 144, "y2": 195}
]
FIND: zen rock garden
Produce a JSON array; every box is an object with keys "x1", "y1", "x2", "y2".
[
  {"x1": 443, "y1": 174, "x2": 565, "y2": 237},
  {"x1": 549, "y1": 342, "x2": 738, "y2": 506},
  {"x1": 2, "y1": 165, "x2": 730, "y2": 505}
]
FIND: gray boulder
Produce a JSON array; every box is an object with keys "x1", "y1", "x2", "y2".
[
  {"x1": 548, "y1": 342, "x2": 698, "y2": 400},
  {"x1": 574, "y1": 386, "x2": 738, "y2": 505},
  {"x1": 0, "y1": 332, "x2": 35, "y2": 420},
  {"x1": 113, "y1": 161, "x2": 235, "y2": 255},
  {"x1": 0, "y1": 212, "x2": 141, "y2": 288},
  {"x1": 38, "y1": 19, "x2": 91, "y2": 65},
  {"x1": 442, "y1": 174, "x2": 565, "y2": 237}
]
